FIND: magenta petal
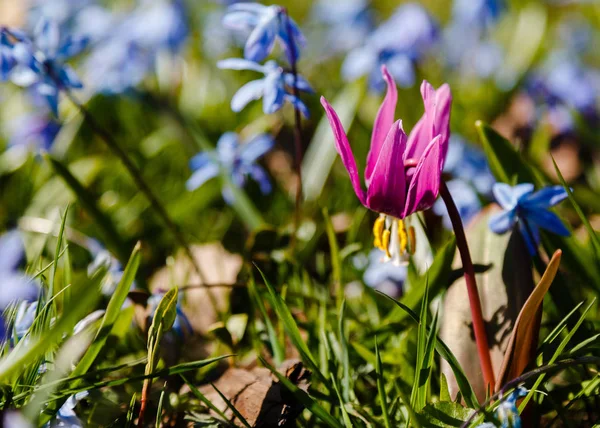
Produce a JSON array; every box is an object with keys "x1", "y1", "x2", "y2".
[
  {"x1": 366, "y1": 120, "x2": 407, "y2": 218},
  {"x1": 405, "y1": 81, "x2": 452, "y2": 162},
  {"x1": 403, "y1": 135, "x2": 442, "y2": 217},
  {"x1": 320, "y1": 96, "x2": 366, "y2": 205},
  {"x1": 365, "y1": 65, "x2": 398, "y2": 184}
]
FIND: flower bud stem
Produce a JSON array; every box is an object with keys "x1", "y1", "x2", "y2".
[{"x1": 440, "y1": 180, "x2": 496, "y2": 393}]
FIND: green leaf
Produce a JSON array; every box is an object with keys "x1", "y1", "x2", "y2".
[
  {"x1": 475, "y1": 121, "x2": 541, "y2": 186},
  {"x1": 211, "y1": 383, "x2": 252, "y2": 428},
  {"x1": 379, "y1": 293, "x2": 479, "y2": 409},
  {"x1": 149, "y1": 287, "x2": 179, "y2": 340},
  {"x1": 256, "y1": 266, "x2": 328, "y2": 386},
  {"x1": 375, "y1": 338, "x2": 392, "y2": 428},
  {"x1": 338, "y1": 299, "x2": 350, "y2": 402},
  {"x1": 421, "y1": 402, "x2": 474, "y2": 427},
  {"x1": 248, "y1": 277, "x2": 285, "y2": 365},
  {"x1": 324, "y1": 208, "x2": 342, "y2": 308},
  {"x1": 551, "y1": 156, "x2": 600, "y2": 260}
]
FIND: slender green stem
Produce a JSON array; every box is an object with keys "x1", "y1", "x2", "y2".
[
  {"x1": 62, "y1": 91, "x2": 206, "y2": 285},
  {"x1": 282, "y1": 9, "x2": 304, "y2": 243},
  {"x1": 440, "y1": 181, "x2": 496, "y2": 393}
]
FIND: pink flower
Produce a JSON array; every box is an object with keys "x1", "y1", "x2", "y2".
[{"x1": 321, "y1": 65, "x2": 452, "y2": 263}]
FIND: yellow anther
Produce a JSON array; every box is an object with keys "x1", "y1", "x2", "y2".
[
  {"x1": 408, "y1": 226, "x2": 416, "y2": 255},
  {"x1": 382, "y1": 230, "x2": 391, "y2": 258},
  {"x1": 398, "y1": 220, "x2": 408, "y2": 254},
  {"x1": 373, "y1": 215, "x2": 386, "y2": 250}
]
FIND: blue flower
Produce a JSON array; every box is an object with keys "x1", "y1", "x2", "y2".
[
  {"x1": 217, "y1": 58, "x2": 312, "y2": 116},
  {"x1": 82, "y1": 0, "x2": 188, "y2": 95},
  {"x1": 310, "y1": 0, "x2": 373, "y2": 55},
  {"x1": 0, "y1": 230, "x2": 39, "y2": 342},
  {"x1": 342, "y1": 3, "x2": 438, "y2": 91},
  {"x1": 8, "y1": 113, "x2": 61, "y2": 152},
  {"x1": 52, "y1": 391, "x2": 89, "y2": 427},
  {"x1": 476, "y1": 387, "x2": 528, "y2": 428},
  {"x1": 1, "y1": 19, "x2": 87, "y2": 116},
  {"x1": 527, "y1": 52, "x2": 600, "y2": 130},
  {"x1": 361, "y1": 249, "x2": 407, "y2": 299},
  {"x1": 187, "y1": 132, "x2": 274, "y2": 204},
  {"x1": 444, "y1": 136, "x2": 495, "y2": 196},
  {"x1": 222, "y1": 3, "x2": 305, "y2": 63},
  {"x1": 489, "y1": 183, "x2": 570, "y2": 255},
  {"x1": 433, "y1": 179, "x2": 482, "y2": 230},
  {"x1": 452, "y1": 0, "x2": 505, "y2": 31}
]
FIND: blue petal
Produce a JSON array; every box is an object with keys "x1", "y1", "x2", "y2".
[
  {"x1": 9, "y1": 65, "x2": 39, "y2": 87},
  {"x1": 186, "y1": 163, "x2": 219, "y2": 191},
  {"x1": 35, "y1": 19, "x2": 60, "y2": 59},
  {"x1": 492, "y1": 183, "x2": 533, "y2": 210},
  {"x1": 244, "y1": 15, "x2": 277, "y2": 62},
  {"x1": 227, "y1": 3, "x2": 269, "y2": 13},
  {"x1": 521, "y1": 185, "x2": 568, "y2": 210},
  {"x1": 231, "y1": 79, "x2": 265, "y2": 112},
  {"x1": 284, "y1": 73, "x2": 314, "y2": 93},
  {"x1": 385, "y1": 54, "x2": 415, "y2": 88},
  {"x1": 217, "y1": 58, "x2": 265, "y2": 73},
  {"x1": 0, "y1": 230, "x2": 25, "y2": 273},
  {"x1": 222, "y1": 11, "x2": 259, "y2": 32},
  {"x1": 249, "y1": 165, "x2": 272, "y2": 194},
  {"x1": 277, "y1": 16, "x2": 305, "y2": 63},
  {"x1": 0, "y1": 45, "x2": 16, "y2": 80},
  {"x1": 489, "y1": 209, "x2": 516, "y2": 234},
  {"x1": 526, "y1": 208, "x2": 571, "y2": 237},
  {"x1": 189, "y1": 152, "x2": 214, "y2": 171},
  {"x1": 342, "y1": 47, "x2": 377, "y2": 81},
  {"x1": 58, "y1": 35, "x2": 89, "y2": 60},
  {"x1": 239, "y1": 134, "x2": 274, "y2": 164},
  {"x1": 518, "y1": 221, "x2": 540, "y2": 256},
  {"x1": 59, "y1": 65, "x2": 83, "y2": 88},
  {"x1": 262, "y1": 73, "x2": 285, "y2": 114},
  {"x1": 0, "y1": 274, "x2": 39, "y2": 309},
  {"x1": 283, "y1": 94, "x2": 310, "y2": 118},
  {"x1": 216, "y1": 132, "x2": 239, "y2": 165}
]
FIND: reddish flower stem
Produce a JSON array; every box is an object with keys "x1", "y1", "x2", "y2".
[{"x1": 440, "y1": 180, "x2": 496, "y2": 392}]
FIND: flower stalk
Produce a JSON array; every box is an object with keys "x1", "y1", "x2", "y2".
[
  {"x1": 440, "y1": 180, "x2": 495, "y2": 392},
  {"x1": 62, "y1": 90, "x2": 208, "y2": 286},
  {"x1": 282, "y1": 8, "x2": 304, "y2": 242}
]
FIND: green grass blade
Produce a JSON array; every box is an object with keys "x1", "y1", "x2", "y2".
[
  {"x1": 375, "y1": 338, "x2": 392, "y2": 428},
  {"x1": 248, "y1": 276, "x2": 285, "y2": 365},
  {"x1": 411, "y1": 278, "x2": 429, "y2": 410},
  {"x1": 331, "y1": 374, "x2": 352, "y2": 428},
  {"x1": 211, "y1": 382, "x2": 252, "y2": 428},
  {"x1": 180, "y1": 375, "x2": 228, "y2": 421},
  {"x1": 338, "y1": 299, "x2": 350, "y2": 402}
]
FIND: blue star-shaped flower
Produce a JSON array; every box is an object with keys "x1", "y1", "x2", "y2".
[
  {"x1": 217, "y1": 58, "x2": 313, "y2": 116},
  {"x1": 222, "y1": 2, "x2": 305, "y2": 63},
  {"x1": 187, "y1": 132, "x2": 274, "y2": 204},
  {"x1": 1, "y1": 19, "x2": 87, "y2": 116},
  {"x1": 0, "y1": 230, "x2": 39, "y2": 342},
  {"x1": 342, "y1": 3, "x2": 438, "y2": 91},
  {"x1": 489, "y1": 183, "x2": 570, "y2": 255}
]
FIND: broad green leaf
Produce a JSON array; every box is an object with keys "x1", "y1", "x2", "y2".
[{"x1": 421, "y1": 402, "x2": 474, "y2": 428}]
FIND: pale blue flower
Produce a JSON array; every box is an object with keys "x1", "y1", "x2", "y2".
[
  {"x1": 0, "y1": 230, "x2": 39, "y2": 342},
  {"x1": 8, "y1": 113, "x2": 61, "y2": 152},
  {"x1": 187, "y1": 132, "x2": 274, "y2": 204},
  {"x1": 489, "y1": 183, "x2": 570, "y2": 255},
  {"x1": 444, "y1": 136, "x2": 495, "y2": 196},
  {"x1": 51, "y1": 391, "x2": 89, "y2": 427},
  {"x1": 1, "y1": 19, "x2": 87, "y2": 116},
  {"x1": 217, "y1": 58, "x2": 312, "y2": 116},
  {"x1": 476, "y1": 387, "x2": 528, "y2": 428},
  {"x1": 342, "y1": 3, "x2": 438, "y2": 91},
  {"x1": 362, "y1": 249, "x2": 407, "y2": 299},
  {"x1": 223, "y1": 3, "x2": 305, "y2": 63}
]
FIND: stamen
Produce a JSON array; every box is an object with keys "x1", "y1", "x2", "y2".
[
  {"x1": 398, "y1": 219, "x2": 408, "y2": 254},
  {"x1": 382, "y1": 230, "x2": 391, "y2": 258},
  {"x1": 408, "y1": 226, "x2": 416, "y2": 255},
  {"x1": 373, "y1": 215, "x2": 385, "y2": 250}
]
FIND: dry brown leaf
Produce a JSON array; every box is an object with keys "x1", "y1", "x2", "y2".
[
  {"x1": 495, "y1": 250, "x2": 562, "y2": 391},
  {"x1": 441, "y1": 205, "x2": 534, "y2": 402},
  {"x1": 194, "y1": 360, "x2": 310, "y2": 427}
]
